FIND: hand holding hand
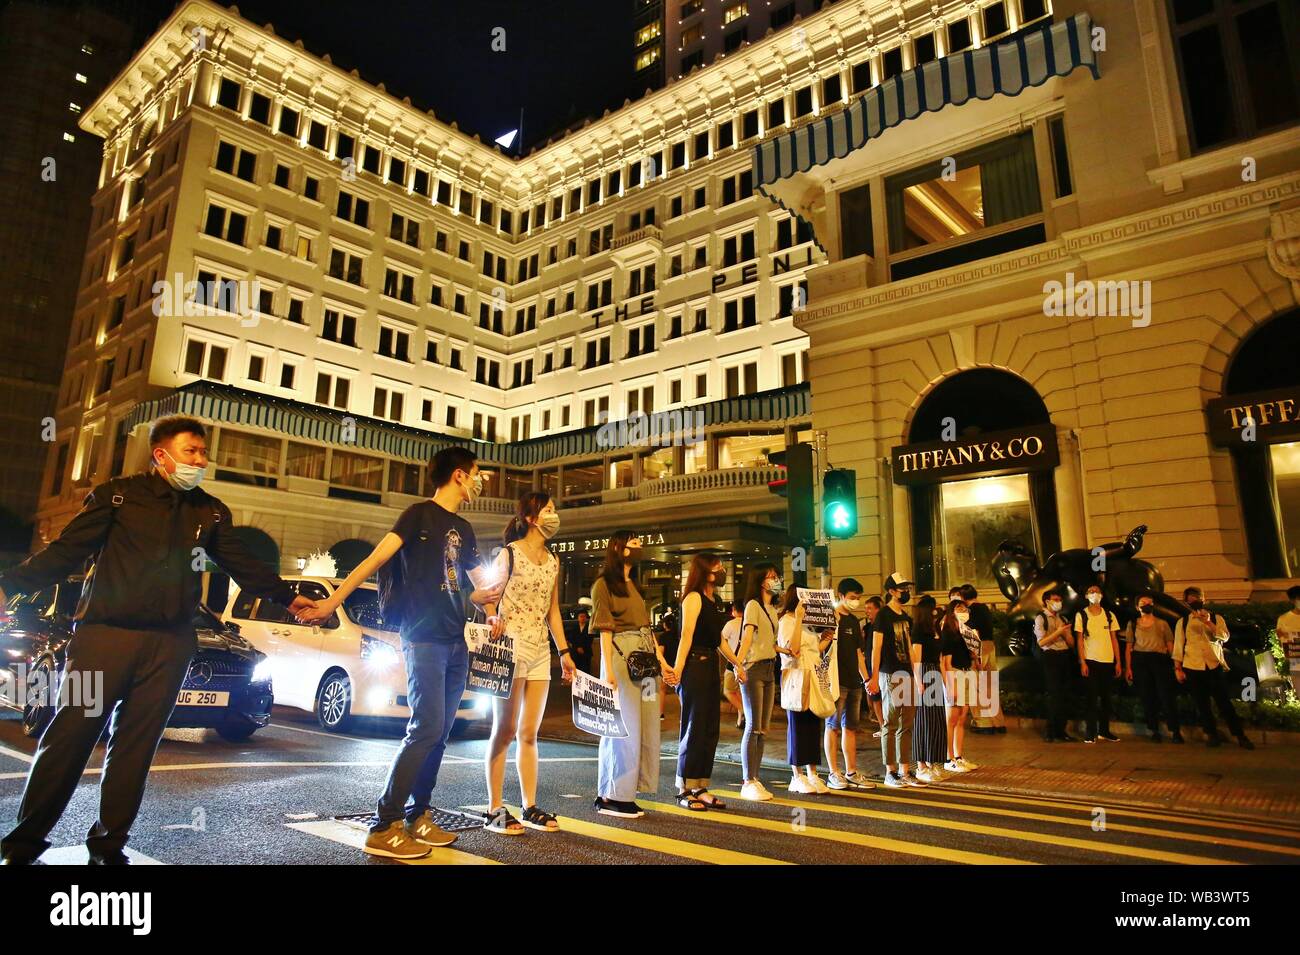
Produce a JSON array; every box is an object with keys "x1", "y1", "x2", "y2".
[
  {"x1": 488, "y1": 614, "x2": 504, "y2": 638},
  {"x1": 735, "y1": 666, "x2": 748, "y2": 686},
  {"x1": 294, "y1": 598, "x2": 333, "y2": 625}
]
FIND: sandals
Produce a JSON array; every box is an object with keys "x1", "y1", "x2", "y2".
[
  {"x1": 691, "y1": 789, "x2": 726, "y2": 810},
  {"x1": 484, "y1": 806, "x2": 525, "y2": 836},
  {"x1": 676, "y1": 791, "x2": 708, "y2": 811},
  {"x1": 521, "y1": 805, "x2": 560, "y2": 832}
]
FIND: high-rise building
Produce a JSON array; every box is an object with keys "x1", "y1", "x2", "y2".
[{"x1": 0, "y1": 0, "x2": 132, "y2": 564}]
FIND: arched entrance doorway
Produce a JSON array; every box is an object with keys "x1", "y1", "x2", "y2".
[
  {"x1": 1211, "y1": 310, "x2": 1300, "y2": 578},
  {"x1": 900, "y1": 368, "x2": 1061, "y2": 593}
]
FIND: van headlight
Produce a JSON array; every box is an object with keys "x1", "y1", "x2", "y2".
[
  {"x1": 251, "y1": 659, "x2": 274, "y2": 685},
  {"x1": 361, "y1": 635, "x2": 399, "y2": 670}
]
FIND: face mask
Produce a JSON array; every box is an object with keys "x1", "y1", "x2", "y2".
[
  {"x1": 159, "y1": 450, "x2": 205, "y2": 491},
  {"x1": 623, "y1": 545, "x2": 641, "y2": 562},
  {"x1": 955, "y1": 611, "x2": 970, "y2": 624},
  {"x1": 844, "y1": 598, "x2": 861, "y2": 611},
  {"x1": 897, "y1": 590, "x2": 911, "y2": 605},
  {"x1": 1048, "y1": 601, "x2": 1062, "y2": 613},
  {"x1": 765, "y1": 578, "x2": 783, "y2": 594},
  {"x1": 712, "y1": 569, "x2": 727, "y2": 588},
  {"x1": 1087, "y1": 593, "x2": 1102, "y2": 605},
  {"x1": 460, "y1": 471, "x2": 483, "y2": 501},
  {"x1": 1187, "y1": 598, "x2": 1203, "y2": 610},
  {"x1": 536, "y1": 512, "x2": 560, "y2": 539},
  {"x1": 1139, "y1": 605, "x2": 1154, "y2": 615}
]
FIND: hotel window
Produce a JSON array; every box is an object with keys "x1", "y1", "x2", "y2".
[
  {"x1": 281, "y1": 293, "x2": 306, "y2": 324},
  {"x1": 586, "y1": 278, "x2": 613, "y2": 310},
  {"x1": 248, "y1": 92, "x2": 271, "y2": 125},
  {"x1": 552, "y1": 195, "x2": 564, "y2": 220},
  {"x1": 436, "y1": 180, "x2": 452, "y2": 205},
  {"x1": 308, "y1": 120, "x2": 328, "y2": 150},
  {"x1": 914, "y1": 32, "x2": 937, "y2": 65},
  {"x1": 377, "y1": 325, "x2": 411, "y2": 362},
  {"x1": 372, "y1": 387, "x2": 404, "y2": 422},
  {"x1": 693, "y1": 131, "x2": 709, "y2": 161},
  {"x1": 327, "y1": 249, "x2": 365, "y2": 286},
  {"x1": 475, "y1": 357, "x2": 502, "y2": 388},
  {"x1": 453, "y1": 292, "x2": 467, "y2": 315},
  {"x1": 947, "y1": 17, "x2": 973, "y2": 52},
  {"x1": 723, "y1": 26, "x2": 746, "y2": 53},
  {"x1": 214, "y1": 430, "x2": 280, "y2": 487},
  {"x1": 778, "y1": 282, "x2": 808, "y2": 318},
  {"x1": 681, "y1": 23, "x2": 703, "y2": 47},
  {"x1": 670, "y1": 141, "x2": 686, "y2": 171},
  {"x1": 435, "y1": 230, "x2": 448, "y2": 253},
  {"x1": 608, "y1": 169, "x2": 621, "y2": 195},
  {"x1": 693, "y1": 306, "x2": 709, "y2": 332},
  {"x1": 582, "y1": 398, "x2": 610, "y2": 428},
  {"x1": 480, "y1": 198, "x2": 495, "y2": 225},
  {"x1": 882, "y1": 47, "x2": 904, "y2": 82},
  {"x1": 278, "y1": 106, "x2": 299, "y2": 137},
  {"x1": 568, "y1": 187, "x2": 582, "y2": 214},
  {"x1": 390, "y1": 460, "x2": 425, "y2": 496},
  {"x1": 216, "y1": 78, "x2": 241, "y2": 111},
  {"x1": 534, "y1": 202, "x2": 547, "y2": 227},
  {"x1": 781, "y1": 350, "x2": 807, "y2": 387},
  {"x1": 335, "y1": 132, "x2": 355, "y2": 160},
  {"x1": 722, "y1": 230, "x2": 756, "y2": 266},
  {"x1": 387, "y1": 157, "x2": 406, "y2": 186},
  {"x1": 670, "y1": 194, "x2": 684, "y2": 218},
  {"x1": 202, "y1": 204, "x2": 247, "y2": 245},
  {"x1": 1166, "y1": 0, "x2": 1299, "y2": 152},
  {"x1": 425, "y1": 339, "x2": 439, "y2": 364},
  {"x1": 458, "y1": 240, "x2": 471, "y2": 262},
  {"x1": 257, "y1": 287, "x2": 275, "y2": 317},
  {"x1": 304, "y1": 176, "x2": 320, "y2": 201},
  {"x1": 723, "y1": 295, "x2": 757, "y2": 332},
  {"x1": 768, "y1": 98, "x2": 785, "y2": 128},
  {"x1": 390, "y1": 213, "x2": 420, "y2": 247},
  {"x1": 479, "y1": 302, "x2": 504, "y2": 334},
  {"x1": 450, "y1": 346, "x2": 463, "y2": 370},
  {"x1": 94, "y1": 357, "x2": 115, "y2": 395},
  {"x1": 823, "y1": 74, "x2": 842, "y2": 106},
  {"x1": 273, "y1": 164, "x2": 291, "y2": 189},
  {"x1": 626, "y1": 385, "x2": 654, "y2": 416},
  {"x1": 336, "y1": 190, "x2": 370, "y2": 228},
  {"x1": 716, "y1": 119, "x2": 735, "y2": 151},
  {"x1": 720, "y1": 170, "x2": 753, "y2": 206},
  {"x1": 585, "y1": 336, "x2": 612, "y2": 368},
  {"x1": 626, "y1": 323, "x2": 656, "y2": 358},
  {"x1": 314, "y1": 372, "x2": 351, "y2": 410},
  {"x1": 214, "y1": 140, "x2": 256, "y2": 182},
  {"x1": 1047, "y1": 115, "x2": 1074, "y2": 198},
  {"x1": 542, "y1": 409, "x2": 552, "y2": 431},
  {"x1": 430, "y1": 283, "x2": 444, "y2": 308},
  {"x1": 412, "y1": 168, "x2": 430, "y2": 197},
  {"x1": 770, "y1": 1, "x2": 795, "y2": 28},
  {"x1": 561, "y1": 346, "x2": 574, "y2": 368},
  {"x1": 329, "y1": 449, "x2": 383, "y2": 497},
  {"x1": 636, "y1": 21, "x2": 661, "y2": 46},
  {"x1": 724, "y1": 362, "x2": 758, "y2": 398},
  {"x1": 361, "y1": 145, "x2": 381, "y2": 176},
  {"x1": 383, "y1": 269, "x2": 414, "y2": 303},
  {"x1": 562, "y1": 405, "x2": 572, "y2": 427},
  {"x1": 51, "y1": 442, "x2": 69, "y2": 496},
  {"x1": 696, "y1": 372, "x2": 708, "y2": 398},
  {"x1": 628, "y1": 263, "x2": 656, "y2": 297},
  {"x1": 1022, "y1": 0, "x2": 1049, "y2": 24},
  {"x1": 681, "y1": 0, "x2": 703, "y2": 17},
  {"x1": 884, "y1": 131, "x2": 1043, "y2": 278},
  {"x1": 741, "y1": 109, "x2": 760, "y2": 139},
  {"x1": 182, "y1": 340, "x2": 227, "y2": 381},
  {"x1": 265, "y1": 223, "x2": 283, "y2": 251},
  {"x1": 838, "y1": 182, "x2": 875, "y2": 258},
  {"x1": 692, "y1": 185, "x2": 707, "y2": 210},
  {"x1": 279, "y1": 362, "x2": 296, "y2": 389},
  {"x1": 459, "y1": 189, "x2": 476, "y2": 217},
  {"x1": 982, "y1": 2, "x2": 1010, "y2": 42},
  {"x1": 500, "y1": 209, "x2": 513, "y2": 234},
  {"x1": 321, "y1": 309, "x2": 358, "y2": 347},
  {"x1": 793, "y1": 86, "x2": 813, "y2": 119},
  {"x1": 446, "y1": 406, "x2": 458, "y2": 428},
  {"x1": 719, "y1": 431, "x2": 784, "y2": 469},
  {"x1": 588, "y1": 178, "x2": 601, "y2": 205}
]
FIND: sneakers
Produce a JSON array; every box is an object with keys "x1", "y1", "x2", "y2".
[
  {"x1": 740, "y1": 780, "x2": 774, "y2": 801},
  {"x1": 594, "y1": 797, "x2": 644, "y2": 818},
  {"x1": 956, "y1": 757, "x2": 979, "y2": 771},
  {"x1": 1098, "y1": 731, "x2": 1121, "y2": 742},
  {"x1": 943, "y1": 758, "x2": 970, "y2": 774},
  {"x1": 788, "y1": 773, "x2": 816, "y2": 794},
  {"x1": 844, "y1": 770, "x2": 876, "y2": 790},
  {"x1": 913, "y1": 767, "x2": 940, "y2": 784},
  {"x1": 807, "y1": 772, "x2": 831, "y2": 794},
  {"x1": 826, "y1": 772, "x2": 850, "y2": 791},
  {"x1": 1083, "y1": 735, "x2": 1096, "y2": 744},
  {"x1": 882, "y1": 772, "x2": 907, "y2": 788},
  {"x1": 406, "y1": 811, "x2": 458, "y2": 847},
  {"x1": 902, "y1": 773, "x2": 928, "y2": 788},
  {"x1": 87, "y1": 852, "x2": 131, "y2": 866},
  {"x1": 365, "y1": 821, "x2": 434, "y2": 860}
]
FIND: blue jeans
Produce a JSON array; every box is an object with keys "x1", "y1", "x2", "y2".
[{"x1": 371, "y1": 639, "x2": 469, "y2": 832}]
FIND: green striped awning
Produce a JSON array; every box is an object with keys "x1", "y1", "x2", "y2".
[{"x1": 123, "y1": 381, "x2": 811, "y2": 467}]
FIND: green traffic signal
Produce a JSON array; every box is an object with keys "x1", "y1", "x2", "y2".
[{"x1": 822, "y1": 469, "x2": 858, "y2": 539}]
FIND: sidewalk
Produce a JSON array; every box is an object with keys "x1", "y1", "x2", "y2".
[{"x1": 539, "y1": 683, "x2": 1300, "y2": 824}]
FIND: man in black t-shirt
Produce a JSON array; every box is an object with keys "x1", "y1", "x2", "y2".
[
  {"x1": 870, "y1": 573, "x2": 924, "y2": 788},
  {"x1": 960, "y1": 583, "x2": 1005, "y2": 734},
  {"x1": 825, "y1": 578, "x2": 874, "y2": 790},
  {"x1": 300, "y1": 447, "x2": 502, "y2": 860}
]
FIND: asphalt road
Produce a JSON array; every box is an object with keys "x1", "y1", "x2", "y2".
[{"x1": 2, "y1": 708, "x2": 1299, "y2": 866}]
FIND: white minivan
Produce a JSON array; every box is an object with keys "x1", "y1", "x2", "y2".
[{"x1": 221, "y1": 576, "x2": 490, "y2": 733}]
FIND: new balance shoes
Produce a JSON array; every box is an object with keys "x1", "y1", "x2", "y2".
[
  {"x1": 844, "y1": 770, "x2": 876, "y2": 790},
  {"x1": 405, "y1": 812, "x2": 458, "y2": 847},
  {"x1": 826, "y1": 772, "x2": 850, "y2": 790},
  {"x1": 956, "y1": 757, "x2": 979, "y2": 771},
  {"x1": 902, "y1": 774, "x2": 928, "y2": 788},
  {"x1": 882, "y1": 772, "x2": 907, "y2": 788},
  {"x1": 943, "y1": 758, "x2": 970, "y2": 774},
  {"x1": 365, "y1": 821, "x2": 434, "y2": 859}
]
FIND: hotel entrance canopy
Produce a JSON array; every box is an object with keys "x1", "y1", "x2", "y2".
[{"x1": 753, "y1": 12, "x2": 1100, "y2": 246}]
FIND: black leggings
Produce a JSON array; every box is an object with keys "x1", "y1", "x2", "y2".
[{"x1": 1084, "y1": 660, "x2": 1115, "y2": 737}]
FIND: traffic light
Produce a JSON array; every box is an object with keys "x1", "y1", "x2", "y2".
[
  {"x1": 822, "y1": 468, "x2": 858, "y2": 539},
  {"x1": 768, "y1": 442, "x2": 815, "y2": 544}
]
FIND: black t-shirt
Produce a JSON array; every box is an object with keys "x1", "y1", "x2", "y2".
[
  {"x1": 836, "y1": 612, "x2": 864, "y2": 687},
  {"x1": 913, "y1": 623, "x2": 943, "y2": 665},
  {"x1": 940, "y1": 626, "x2": 973, "y2": 669},
  {"x1": 390, "y1": 500, "x2": 481, "y2": 643},
  {"x1": 873, "y1": 605, "x2": 913, "y2": 675}
]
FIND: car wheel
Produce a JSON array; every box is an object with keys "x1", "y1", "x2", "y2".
[
  {"x1": 315, "y1": 672, "x2": 353, "y2": 732},
  {"x1": 216, "y1": 719, "x2": 259, "y2": 742},
  {"x1": 21, "y1": 657, "x2": 57, "y2": 739}
]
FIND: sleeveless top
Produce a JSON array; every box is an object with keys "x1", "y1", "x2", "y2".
[
  {"x1": 687, "y1": 592, "x2": 726, "y2": 650},
  {"x1": 495, "y1": 541, "x2": 558, "y2": 650}
]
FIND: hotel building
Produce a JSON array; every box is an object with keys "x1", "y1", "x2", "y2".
[{"x1": 37, "y1": 0, "x2": 1300, "y2": 611}]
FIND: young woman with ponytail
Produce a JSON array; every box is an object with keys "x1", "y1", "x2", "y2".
[{"x1": 480, "y1": 492, "x2": 574, "y2": 835}]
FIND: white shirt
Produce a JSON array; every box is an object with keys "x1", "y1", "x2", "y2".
[
  {"x1": 1173, "y1": 613, "x2": 1229, "y2": 671},
  {"x1": 1074, "y1": 607, "x2": 1117, "y2": 663},
  {"x1": 722, "y1": 616, "x2": 742, "y2": 655}
]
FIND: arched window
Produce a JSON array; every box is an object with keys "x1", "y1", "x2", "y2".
[
  {"x1": 1220, "y1": 310, "x2": 1300, "y2": 578},
  {"x1": 206, "y1": 526, "x2": 280, "y2": 612},
  {"x1": 906, "y1": 369, "x2": 1059, "y2": 592}
]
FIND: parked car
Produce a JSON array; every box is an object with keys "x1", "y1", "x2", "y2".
[
  {"x1": 0, "y1": 580, "x2": 274, "y2": 742},
  {"x1": 220, "y1": 575, "x2": 490, "y2": 733}
]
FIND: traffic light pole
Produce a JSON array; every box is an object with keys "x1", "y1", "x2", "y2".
[{"x1": 815, "y1": 428, "x2": 829, "y2": 590}]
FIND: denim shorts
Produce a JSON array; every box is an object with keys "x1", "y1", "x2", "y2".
[{"x1": 826, "y1": 686, "x2": 864, "y2": 730}]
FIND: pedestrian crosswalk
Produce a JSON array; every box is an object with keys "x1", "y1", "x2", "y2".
[{"x1": 272, "y1": 780, "x2": 1300, "y2": 866}]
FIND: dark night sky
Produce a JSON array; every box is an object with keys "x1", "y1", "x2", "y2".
[{"x1": 93, "y1": 0, "x2": 637, "y2": 152}]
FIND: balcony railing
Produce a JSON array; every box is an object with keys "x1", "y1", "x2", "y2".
[{"x1": 639, "y1": 465, "x2": 781, "y2": 498}]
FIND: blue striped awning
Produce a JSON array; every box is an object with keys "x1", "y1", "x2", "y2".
[
  {"x1": 123, "y1": 381, "x2": 811, "y2": 468},
  {"x1": 754, "y1": 12, "x2": 1099, "y2": 213}
]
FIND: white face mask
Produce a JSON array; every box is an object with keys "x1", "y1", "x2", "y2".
[
  {"x1": 461, "y1": 471, "x2": 483, "y2": 502},
  {"x1": 1087, "y1": 593, "x2": 1102, "y2": 605},
  {"x1": 1048, "y1": 601, "x2": 1062, "y2": 613},
  {"x1": 843, "y1": 598, "x2": 861, "y2": 611},
  {"x1": 159, "y1": 449, "x2": 205, "y2": 491},
  {"x1": 954, "y1": 611, "x2": 970, "y2": 623},
  {"x1": 765, "y1": 578, "x2": 783, "y2": 594},
  {"x1": 536, "y1": 512, "x2": 560, "y2": 539}
]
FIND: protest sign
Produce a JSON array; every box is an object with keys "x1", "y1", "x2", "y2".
[
  {"x1": 464, "y1": 622, "x2": 514, "y2": 698},
  {"x1": 798, "y1": 587, "x2": 837, "y2": 631},
  {"x1": 570, "y1": 669, "x2": 628, "y2": 738}
]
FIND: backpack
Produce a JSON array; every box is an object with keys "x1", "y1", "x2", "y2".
[
  {"x1": 1074, "y1": 608, "x2": 1118, "y2": 646},
  {"x1": 377, "y1": 506, "x2": 478, "y2": 633}
]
